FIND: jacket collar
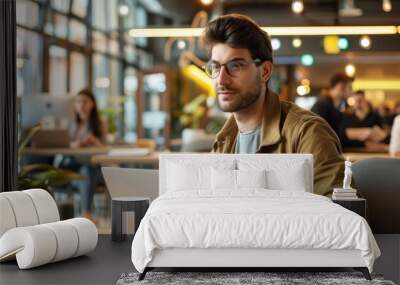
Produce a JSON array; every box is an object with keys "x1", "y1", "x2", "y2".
[{"x1": 215, "y1": 89, "x2": 282, "y2": 148}]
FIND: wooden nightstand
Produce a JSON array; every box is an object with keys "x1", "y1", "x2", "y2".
[{"x1": 332, "y1": 198, "x2": 366, "y2": 219}]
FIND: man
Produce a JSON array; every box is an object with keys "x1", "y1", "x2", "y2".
[
  {"x1": 344, "y1": 91, "x2": 389, "y2": 147},
  {"x1": 311, "y1": 73, "x2": 360, "y2": 148},
  {"x1": 348, "y1": 90, "x2": 382, "y2": 128},
  {"x1": 204, "y1": 14, "x2": 344, "y2": 196},
  {"x1": 312, "y1": 76, "x2": 386, "y2": 150}
]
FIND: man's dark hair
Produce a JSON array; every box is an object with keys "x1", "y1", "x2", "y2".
[
  {"x1": 330, "y1": 73, "x2": 354, "y2": 89},
  {"x1": 354, "y1": 90, "x2": 365, "y2": 96},
  {"x1": 203, "y1": 14, "x2": 273, "y2": 63}
]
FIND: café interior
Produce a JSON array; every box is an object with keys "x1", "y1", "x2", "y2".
[{"x1": 14, "y1": 0, "x2": 400, "y2": 226}]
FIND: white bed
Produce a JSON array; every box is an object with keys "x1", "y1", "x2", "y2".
[{"x1": 131, "y1": 154, "x2": 380, "y2": 280}]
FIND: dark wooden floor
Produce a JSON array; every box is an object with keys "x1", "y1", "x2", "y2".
[
  {"x1": 0, "y1": 235, "x2": 133, "y2": 285},
  {"x1": 1, "y1": 234, "x2": 398, "y2": 284}
]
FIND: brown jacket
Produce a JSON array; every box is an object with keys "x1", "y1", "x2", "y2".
[{"x1": 212, "y1": 90, "x2": 344, "y2": 196}]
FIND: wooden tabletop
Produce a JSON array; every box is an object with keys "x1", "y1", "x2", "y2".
[
  {"x1": 22, "y1": 146, "x2": 112, "y2": 156},
  {"x1": 23, "y1": 146, "x2": 395, "y2": 164},
  {"x1": 91, "y1": 152, "x2": 161, "y2": 166}
]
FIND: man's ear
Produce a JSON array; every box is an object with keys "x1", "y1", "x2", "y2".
[{"x1": 261, "y1": 61, "x2": 273, "y2": 82}]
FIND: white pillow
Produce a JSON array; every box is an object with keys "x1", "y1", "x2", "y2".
[
  {"x1": 266, "y1": 161, "x2": 308, "y2": 191},
  {"x1": 237, "y1": 158, "x2": 310, "y2": 192},
  {"x1": 237, "y1": 169, "x2": 267, "y2": 188},
  {"x1": 167, "y1": 162, "x2": 210, "y2": 191},
  {"x1": 166, "y1": 159, "x2": 236, "y2": 192},
  {"x1": 211, "y1": 168, "x2": 267, "y2": 190},
  {"x1": 211, "y1": 168, "x2": 236, "y2": 190}
]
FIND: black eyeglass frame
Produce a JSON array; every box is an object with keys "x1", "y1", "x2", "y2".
[{"x1": 202, "y1": 58, "x2": 263, "y2": 79}]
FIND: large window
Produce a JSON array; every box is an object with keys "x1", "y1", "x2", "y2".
[
  {"x1": 16, "y1": 28, "x2": 43, "y2": 97},
  {"x1": 92, "y1": 0, "x2": 118, "y2": 31},
  {"x1": 16, "y1": 0, "x2": 40, "y2": 28},
  {"x1": 124, "y1": 68, "x2": 138, "y2": 142},
  {"x1": 72, "y1": 0, "x2": 89, "y2": 18},
  {"x1": 49, "y1": 46, "x2": 68, "y2": 95},
  {"x1": 17, "y1": 0, "x2": 154, "y2": 138},
  {"x1": 69, "y1": 20, "x2": 87, "y2": 45},
  {"x1": 93, "y1": 53, "x2": 110, "y2": 109},
  {"x1": 70, "y1": 52, "x2": 87, "y2": 94}
]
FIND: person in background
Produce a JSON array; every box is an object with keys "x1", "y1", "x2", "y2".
[
  {"x1": 343, "y1": 91, "x2": 390, "y2": 147},
  {"x1": 345, "y1": 90, "x2": 382, "y2": 129},
  {"x1": 394, "y1": 101, "x2": 400, "y2": 117},
  {"x1": 377, "y1": 103, "x2": 395, "y2": 128},
  {"x1": 62, "y1": 89, "x2": 107, "y2": 220},
  {"x1": 69, "y1": 89, "x2": 107, "y2": 147},
  {"x1": 389, "y1": 115, "x2": 400, "y2": 157},
  {"x1": 311, "y1": 73, "x2": 356, "y2": 148},
  {"x1": 310, "y1": 75, "x2": 386, "y2": 152}
]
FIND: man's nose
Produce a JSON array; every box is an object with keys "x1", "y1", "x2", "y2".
[{"x1": 215, "y1": 66, "x2": 232, "y2": 86}]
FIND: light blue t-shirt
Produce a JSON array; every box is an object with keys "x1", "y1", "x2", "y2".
[{"x1": 235, "y1": 127, "x2": 261, "y2": 154}]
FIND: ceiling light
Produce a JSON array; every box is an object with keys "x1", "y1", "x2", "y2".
[
  {"x1": 177, "y1": 40, "x2": 186, "y2": 49},
  {"x1": 345, "y1": 64, "x2": 356, "y2": 77},
  {"x1": 127, "y1": 25, "x2": 399, "y2": 38},
  {"x1": 297, "y1": 85, "x2": 307, "y2": 96},
  {"x1": 296, "y1": 85, "x2": 310, "y2": 96},
  {"x1": 266, "y1": 26, "x2": 397, "y2": 36},
  {"x1": 292, "y1": 37, "x2": 302, "y2": 48},
  {"x1": 359, "y1": 35, "x2": 371, "y2": 49},
  {"x1": 323, "y1": 36, "x2": 340, "y2": 54},
  {"x1": 200, "y1": 0, "x2": 214, "y2": 5},
  {"x1": 271, "y1": 38, "x2": 281, "y2": 50},
  {"x1": 338, "y1": 37, "x2": 349, "y2": 50},
  {"x1": 292, "y1": 0, "x2": 304, "y2": 14},
  {"x1": 382, "y1": 0, "x2": 392, "y2": 12},
  {"x1": 119, "y1": 4, "x2": 129, "y2": 16},
  {"x1": 339, "y1": 0, "x2": 363, "y2": 17},
  {"x1": 301, "y1": 78, "x2": 310, "y2": 86},
  {"x1": 301, "y1": 54, "x2": 314, "y2": 66},
  {"x1": 353, "y1": 80, "x2": 400, "y2": 91}
]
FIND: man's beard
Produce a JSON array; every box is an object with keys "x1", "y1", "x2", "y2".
[{"x1": 216, "y1": 77, "x2": 262, "y2": 113}]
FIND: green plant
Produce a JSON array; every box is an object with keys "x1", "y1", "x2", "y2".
[
  {"x1": 179, "y1": 94, "x2": 208, "y2": 129},
  {"x1": 18, "y1": 124, "x2": 41, "y2": 158},
  {"x1": 17, "y1": 125, "x2": 86, "y2": 192},
  {"x1": 17, "y1": 164, "x2": 86, "y2": 191},
  {"x1": 100, "y1": 108, "x2": 118, "y2": 134}
]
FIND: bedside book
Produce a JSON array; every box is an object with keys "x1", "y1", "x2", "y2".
[{"x1": 332, "y1": 187, "x2": 358, "y2": 200}]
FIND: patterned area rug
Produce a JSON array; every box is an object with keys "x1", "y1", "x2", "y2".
[{"x1": 116, "y1": 271, "x2": 396, "y2": 285}]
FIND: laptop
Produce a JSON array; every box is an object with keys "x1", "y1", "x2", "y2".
[
  {"x1": 102, "y1": 167, "x2": 159, "y2": 202},
  {"x1": 31, "y1": 129, "x2": 70, "y2": 148}
]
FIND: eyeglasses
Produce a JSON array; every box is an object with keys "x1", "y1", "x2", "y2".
[{"x1": 202, "y1": 58, "x2": 262, "y2": 79}]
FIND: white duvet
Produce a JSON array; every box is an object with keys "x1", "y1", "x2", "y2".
[{"x1": 131, "y1": 190, "x2": 380, "y2": 273}]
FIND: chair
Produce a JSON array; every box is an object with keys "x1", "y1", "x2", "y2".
[
  {"x1": 352, "y1": 158, "x2": 400, "y2": 234},
  {"x1": 0, "y1": 189, "x2": 98, "y2": 269}
]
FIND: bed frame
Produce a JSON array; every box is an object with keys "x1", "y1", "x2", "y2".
[
  {"x1": 137, "y1": 154, "x2": 372, "y2": 281},
  {"x1": 138, "y1": 248, "x2": 371, "y2": 280}
]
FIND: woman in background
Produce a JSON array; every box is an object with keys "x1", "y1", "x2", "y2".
[
  {"x1": 63, "y1": 89, "x2": 107, "y2": 220},
  {"x1": 70, "y1": 89, "x2": 106, "y2": 147}
]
